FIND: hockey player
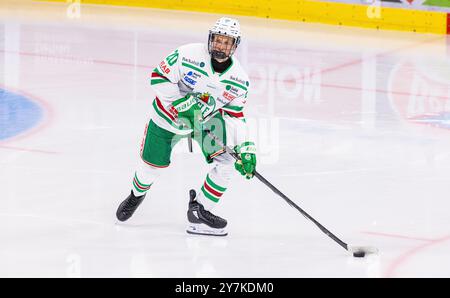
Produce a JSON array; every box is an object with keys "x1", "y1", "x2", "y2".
[{"x1": 116, "y1": 17, "x2": 257, "y2": 236}]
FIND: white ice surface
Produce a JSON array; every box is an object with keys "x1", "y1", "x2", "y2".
[{"x1": 0, "y1": 1, "x2": 449, "y2": 277}]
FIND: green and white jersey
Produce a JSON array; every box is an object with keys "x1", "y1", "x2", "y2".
[{"x1": 149, "y1": 43, "x2": 251, "y2": 146}]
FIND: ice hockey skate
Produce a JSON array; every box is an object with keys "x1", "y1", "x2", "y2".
[
  {"x1": 116, "y1": 191, "x2": 146, "y2": 222},
  {"x1": 186, "y1": 190, "x2": 228, "y2": 236}
]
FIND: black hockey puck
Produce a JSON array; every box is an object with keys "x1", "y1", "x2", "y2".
[{"x1": 353, "y1": 251, "x2": 366, "y2": 258}]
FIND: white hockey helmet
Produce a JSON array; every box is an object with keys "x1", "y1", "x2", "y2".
[{"x1": 208, "y1": 17, "x2": 241, "y2": 60}]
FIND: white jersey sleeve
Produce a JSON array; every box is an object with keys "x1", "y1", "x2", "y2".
[
  {"x1": 222, "y1": 90, "x2": 252, "y2": 147},
  {"x1": 150, "y1": 47, "x2": 183, "y2": 105},
  {"x1": 149, "y1": 46, "x2": 191, "y2": 134},
  {"x1": 219, "y1": 65, "x2": 253, "y2": 147}
]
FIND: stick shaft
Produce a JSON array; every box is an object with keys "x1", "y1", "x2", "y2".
[
  {"x1": 188, "y1": 133, "x2": 193, "y2": 153},
  {"x1": 206, "y1": 130, "x2": 349, "y2": 251},
  {"x1": 252, "y1": 171, "x2": 348, "y2": 251}
]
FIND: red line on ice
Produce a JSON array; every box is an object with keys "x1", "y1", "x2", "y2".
[{"x1": 362, "y1": 230, "x2": 450, "y2": 277}]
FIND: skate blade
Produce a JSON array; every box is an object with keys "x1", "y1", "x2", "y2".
[{"x1": 186, "y1": 223, "x2": 227, "y2": 236}]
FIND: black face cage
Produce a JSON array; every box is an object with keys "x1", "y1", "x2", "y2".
[{"x1": 208, "y1": 32, "x2": 241, "y2": 58}]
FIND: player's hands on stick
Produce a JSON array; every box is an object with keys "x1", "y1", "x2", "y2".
[{"x1": 234, "y1": 142, "x2": 257, "y2": 179}]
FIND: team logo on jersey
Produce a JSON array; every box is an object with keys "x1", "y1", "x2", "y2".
[
  {"x1": 199, "y1": 92, "x2": 211, "y2": 103},
  {"x1": 195, "y1": 92, "x2": 216, "y2": 117}
]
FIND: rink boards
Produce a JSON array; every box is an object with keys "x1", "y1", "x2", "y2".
[{"x1": 43, "y1": 0, "x2": 450, "y2": 34}]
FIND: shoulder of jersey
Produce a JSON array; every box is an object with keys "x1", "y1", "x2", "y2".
[{"x1": 223, "y1": 57, "x2": 250, "y2": 90}]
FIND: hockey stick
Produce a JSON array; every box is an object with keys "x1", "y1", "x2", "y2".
[
  {"x1": 175, "y1": 95, "x2": 376, "y2": 255},
  {"x1": 203, "y1": 128, "x2": 378, "y2": 258},
  {"x1": 188, "y1": 134, "x2": 193, "y2": 153}
]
